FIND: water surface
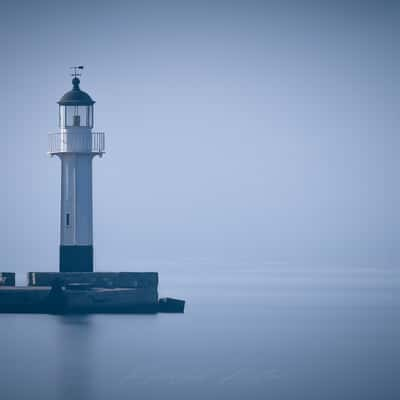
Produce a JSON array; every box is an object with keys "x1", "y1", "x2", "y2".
[{"x1": 1, "y1": 263, "x2": 399, "y2": 400}]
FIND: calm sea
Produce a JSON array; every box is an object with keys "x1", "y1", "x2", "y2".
[{"x1": 1, "y1": 262, "x2": 399, "y2": 400}]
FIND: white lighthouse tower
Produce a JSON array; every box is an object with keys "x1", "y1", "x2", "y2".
[{"x1": 49, "y1": 67, "x2": 105, "y2": 272}]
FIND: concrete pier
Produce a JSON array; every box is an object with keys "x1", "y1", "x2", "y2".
[
  {"x1": 0, "y1": 272, "x2": 184, "y2": 314},
  {"x1": 0, "y1": 286, "x2": 158, "y2": 313}
]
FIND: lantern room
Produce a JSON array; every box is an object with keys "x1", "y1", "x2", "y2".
[{"x1": 58, "y1": 77, "x2": 95, "y2": 129}]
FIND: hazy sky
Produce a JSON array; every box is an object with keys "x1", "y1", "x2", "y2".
[{"x1": 1, "y1": 0, "x2": 399, "y2": 271}]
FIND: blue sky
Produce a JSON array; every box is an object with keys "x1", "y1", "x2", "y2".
[{"x1": 1, "y1": 0, "x2": 399, "y2": 271}]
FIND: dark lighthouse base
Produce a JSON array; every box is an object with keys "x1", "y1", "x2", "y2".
[{"x1": 60, "y1": 245, "x2": 93, "y2": 272}]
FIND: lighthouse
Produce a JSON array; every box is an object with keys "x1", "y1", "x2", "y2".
[
  {"x1": 0, "y1": 68, "x2": 184, "y2": 315},
  {"x1": 49, "y1": 67, "x2": 105, "y2": 272}
]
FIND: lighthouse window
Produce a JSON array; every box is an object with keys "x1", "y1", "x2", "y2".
[
  {"x1": 64, "y1": 105, "x2": 91, "y2": 128},
  {"x1": 66, "y1": 213, "x2": 70, "y2": 226}
]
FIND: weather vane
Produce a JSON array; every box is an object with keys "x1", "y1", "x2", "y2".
[{"x1": 70, "y1": 65, "x2": 84, "y2": 78}]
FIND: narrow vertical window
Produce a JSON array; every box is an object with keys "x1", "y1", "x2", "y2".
[{"x1": 66, "y1": 213, "x2": 70, "y2": 226}]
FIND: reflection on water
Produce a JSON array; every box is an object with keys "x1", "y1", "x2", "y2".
[
  {"x1": 1, "y1": 264, "x2": 399, "y2": 400},
  {"x1": 55, "y1": 315, "x2": 95, "y2": 400}
]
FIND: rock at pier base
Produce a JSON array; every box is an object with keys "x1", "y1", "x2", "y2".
[{"x1": 158, "y1": 298, "x2": 185, "y2": 313}]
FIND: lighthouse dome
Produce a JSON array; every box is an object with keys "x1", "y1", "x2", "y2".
[{"x1": 57, "y1": 78, "x2": 95, "y2": 105}]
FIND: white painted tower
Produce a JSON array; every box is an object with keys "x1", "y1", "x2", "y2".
[{"x1": 49, "y1": 67, "x2": 105, "y2": 272}]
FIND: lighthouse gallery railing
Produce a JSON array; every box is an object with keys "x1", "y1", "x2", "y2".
[{"x1": 48, "y1": 132, "x2": 105, "y2": 154}]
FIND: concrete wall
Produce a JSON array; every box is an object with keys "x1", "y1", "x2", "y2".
[
  {"x1": 0, "y1": 273, "x2": 15, "y2": 286},
  {"x1": 1, "y1": 273, "x2": 159, "y2": 313},
  {"x1": 66, "y1": 288, "x2": 158, "y2": 312},
  {"x1": 0, "y1": 286, "x2": 158, "y2": 313},
  {"x1": 28, "y1": 272, "x2": 158, "y2": 289},
  {"x1": 0, "y1": 287, "x2": 50, "y2": 312}
]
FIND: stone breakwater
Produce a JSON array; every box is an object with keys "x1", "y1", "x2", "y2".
[{"x1": 0, "y1": 272, "x2": 184, "y2": 314}]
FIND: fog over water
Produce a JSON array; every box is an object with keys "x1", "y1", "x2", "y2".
[{"x1": 1, "y1": 1, "x2": 399, "y2": 399}]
